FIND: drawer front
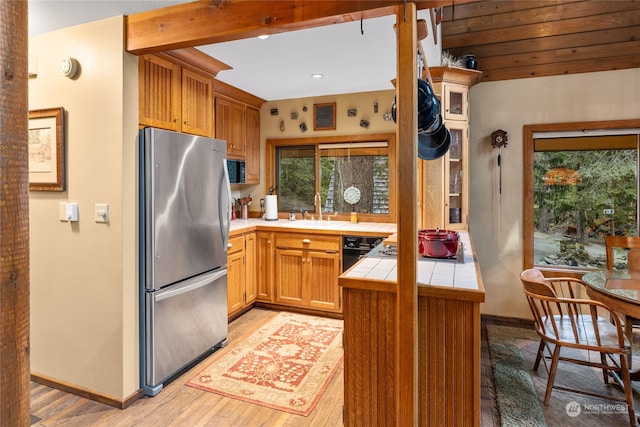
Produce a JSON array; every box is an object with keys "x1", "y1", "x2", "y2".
[
  {"x1": 275, "y1": 233, "x2": 340, "y2": 252},
  {"x1": 227, "y1": 235, "x2": 245, "y2": 254}
]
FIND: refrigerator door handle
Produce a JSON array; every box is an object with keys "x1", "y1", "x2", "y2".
[
  {"x1": 154, "y1": 269, "x2": 227, "y2": 302},
  {"x1": 220, "y1": 158, "x2": 232, "y2": 247}
]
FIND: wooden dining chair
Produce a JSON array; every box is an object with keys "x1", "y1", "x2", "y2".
[
  {"x1": 605, "y1": 235, "x2": 640, "y2": 339},
  {"x1": 605, "y1": 235, "x2": 640, "y2": 271},
  {"x1": 520, "y1": 269, "x2": 636, "y2": 426}
]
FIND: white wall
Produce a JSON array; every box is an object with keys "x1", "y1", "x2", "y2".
[
  {"x1": 468, "y1": 68, "x2": 640, "y2": 318},
  {"x1": 29, "y1": 17, "x2": 139, "y2": 400}
]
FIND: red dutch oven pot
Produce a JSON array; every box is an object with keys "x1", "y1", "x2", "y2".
[{"x1": 418, "y1": 229, "x2": 460, "y2": 258}]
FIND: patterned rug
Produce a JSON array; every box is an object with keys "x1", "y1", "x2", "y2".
[{"x1": 186, "y1": 312, "x2": 343, "y2": 416}]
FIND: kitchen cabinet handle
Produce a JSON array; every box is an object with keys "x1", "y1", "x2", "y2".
[
  {"x1": 302, "y1": 239, "x2": 311, "y2": 244},
  {"x1": 228, "y1": 243, "x2": 233, "y2": 248}
]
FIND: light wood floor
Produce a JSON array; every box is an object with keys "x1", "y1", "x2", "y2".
[{"x1": 30, "y1": 308, "x2": 503, "y2": 427}]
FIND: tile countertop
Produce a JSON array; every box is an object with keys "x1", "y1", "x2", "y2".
[
  {"x1": 229, "y1": 218, "x2": 397, "y2": 236},
  {"x1": 340, "y1": 231, "x2": 485, "y2": 300}
]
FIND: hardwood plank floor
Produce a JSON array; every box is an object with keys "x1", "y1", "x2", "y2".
[{"x1": 30, "y1": 308, "x2": 505, "y2": 426}]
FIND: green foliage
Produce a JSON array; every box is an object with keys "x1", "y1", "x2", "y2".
[{"x1": 534, "y1": 149, "x2": 638, "y2": 241}]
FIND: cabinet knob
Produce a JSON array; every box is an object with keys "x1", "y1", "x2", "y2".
[
  {"x1": 228, "y1": 243, "x2": 233, "y2": 248},
  {"x1": 302, "y1": 239, "x2": 311, "y2": 244},
  {"x1": 184, "y1": 120, "x2": 188, "y2": 125}
]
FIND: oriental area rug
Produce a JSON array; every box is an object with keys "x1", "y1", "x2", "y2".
[
  {"x1": 487, "y1": 324, "x2": 640, "y2": 427},
  {"x1": 186, "y1": 312, "x2": 343, "y2": 416}
]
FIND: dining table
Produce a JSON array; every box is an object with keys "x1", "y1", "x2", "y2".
[{"x1": 582, "y1": 269, "x2": 640, "y2": 380}]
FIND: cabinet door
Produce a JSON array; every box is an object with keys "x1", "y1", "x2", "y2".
[
  {"x1": 245, "y1": 106, "x2": 260, "y2": 184},
  {"x1": 215, "y1": 97, "x2": 245, "y2": 158},
  {"x1": 307, "y1": 251, "x2": 341, "y2": 312},
  {"x1": 139, "y1": 54, "x2": 180, "y2": 131},
  {"x1": 256, "y1": 232, "x2": 274, "y2": 302},
  {"x1": 275, "y1": 248, "x2": 305, "y2": 307},
  {"x1": 444, "y1": 122, "x2": 469, "y2": 230},
  {"x1": 227, "y1": 248, "x2": 245, "y2": 316},
  {"x1": 244, "y1": 232, "x2": 257, "y2": 304},
  {"x1": 181, "y1": 68, "x2": 213, "y2": 137},
  {"x1": 442, "y1": 83, "x2": 469, "y2": 122}
]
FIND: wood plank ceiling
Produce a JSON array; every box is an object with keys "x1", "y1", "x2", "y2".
[{"x1": 441, "y1": 0, "x2": 640, "y2": 82}]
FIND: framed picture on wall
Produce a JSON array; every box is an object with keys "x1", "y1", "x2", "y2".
[
  {"x1": 313, "y1": 102, "x2": 336, "y2": 131},
  {"x1": 28, "y1": 107, "x2": 65, "y2": 191}
]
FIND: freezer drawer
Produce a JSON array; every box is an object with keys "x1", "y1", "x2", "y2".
[{"x1": 144, "y1": 268, "x2": 228, "y2": 395}]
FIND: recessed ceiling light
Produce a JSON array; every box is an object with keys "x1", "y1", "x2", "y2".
[
  {"x1": 311, "y1": 73, "x2": 324, "y2": 79},
  {"x1": 257, "y1": 34, "x2": 269, "y2": 40}
]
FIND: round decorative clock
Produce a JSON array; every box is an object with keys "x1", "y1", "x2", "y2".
[{"x1": 343, "y1": 186, "x2": 361, "y2": 205}]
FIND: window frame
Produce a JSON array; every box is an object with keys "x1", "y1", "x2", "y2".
[
  {"x1": 266, "y1": 132, "x2": 397, "y2": 223},
  {"x1": 523, "y1": 119, "x2": 640, "y2": 278}
]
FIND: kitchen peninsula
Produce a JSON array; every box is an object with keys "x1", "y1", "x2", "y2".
[{"x1": 340, "y1": 230, "x2": 485, "y2": 426}]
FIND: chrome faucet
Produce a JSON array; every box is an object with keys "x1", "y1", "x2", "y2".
[{"x1": 314, "y1": 192, "x2": 323, "y2": 221}]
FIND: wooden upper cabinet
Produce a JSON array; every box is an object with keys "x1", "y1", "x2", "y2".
[
  {"x1": 139, "y1": 54, "x2": 213, "y2": 137},
  {"x1": 139, "y1": 54, "x2": 180, "y2": 131},
  {"x1": 215, "y1": 97, "x2": 246, "y2": 158},
  {"x1": 245, "y1": 106, "x2": 260, "y2": 184},
  {"x1": 181, "y1": 68, "x2": 213, "y2": 137},
  {"x1": 420, "y1": 66, "x2": 481, "y2": 231},
  {"x1": 139, "y1": 53, "x2": 263, "y2": 183}
]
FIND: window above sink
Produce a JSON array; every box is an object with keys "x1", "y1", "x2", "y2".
[{"x1": 267, "y1": 133, "x2": 396, "y2": 223}]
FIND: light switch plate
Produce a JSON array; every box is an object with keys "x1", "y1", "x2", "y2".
[
  {"x1": 59, "y1": 202, "x2": 67, "y2": 221},
  {"x1": 95, "y1": 204, "x2": 109, "y2": 223},
  {"x1": 65, "y1": 203, "x2": 78, "y2": 222}
]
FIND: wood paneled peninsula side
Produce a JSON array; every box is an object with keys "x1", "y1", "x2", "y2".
[{"x1": 339, "y1": 231, "x2": 485, "y2": 426}]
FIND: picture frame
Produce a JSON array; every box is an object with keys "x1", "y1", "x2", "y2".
[
  {"x1": 313, "y1": 102, "x2": 336, "y2": 131},
  {"x1": 29, "y1": 107, "x2": 65, "y2": 191}
]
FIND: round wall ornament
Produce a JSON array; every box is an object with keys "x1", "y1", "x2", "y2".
[{"x1": 343, "y1": 186, "x2": 361, "y2": 205}]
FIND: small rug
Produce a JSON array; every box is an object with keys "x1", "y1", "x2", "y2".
[
  {"x1": 487, "y1": 324, "x2": 640, "y2": 426},
  {"x1": 487, "y1": 325, "x2": 547, "y2": 427},
  {"x1": 186, "y1": 312, "x2": 343, "y2": 416}
]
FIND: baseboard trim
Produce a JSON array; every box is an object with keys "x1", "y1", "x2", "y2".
[
  {"x1": 481, "y1": 314, "x2": 535, "y2": 329},
  {"x1": 253, "y1": 302, "x2": 344, "y2": 320},
  {"x1": 31, "y1": 372, "x2": 143, "y2": 409}
]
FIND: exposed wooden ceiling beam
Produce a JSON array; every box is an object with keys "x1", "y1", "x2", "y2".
[{"x1": 125, "y1": 0, "x2": 471, "y2": 54}]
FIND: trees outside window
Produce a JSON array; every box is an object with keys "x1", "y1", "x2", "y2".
[
  {"x1": 523, "y1": 121, "x2": 640, "y2": 273},
  {"x1": 268, "y1": 134, "x2": 396, "y2": 222}
]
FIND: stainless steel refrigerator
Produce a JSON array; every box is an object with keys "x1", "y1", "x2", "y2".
[{"x1": 139, "y1": 127, "x2": 231, "y2": 396}]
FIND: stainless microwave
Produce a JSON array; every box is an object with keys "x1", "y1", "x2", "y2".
[{"x1": 226, "y1": 160, "x2": 246, "y2": 184}]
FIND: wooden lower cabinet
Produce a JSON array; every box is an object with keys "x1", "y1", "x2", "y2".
[
  {"x1": 274, "y1": 233, "x2": 341, "y2": 312},
  {"x1": 227, "y1": 233, "x2": 256, "y2": 318},
  {"x1": 342, "y1": 284, "x2": 482, "y2": 426},
  {"x1": 255, "y1": 231, "x2": 274, "y2": 302}
]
